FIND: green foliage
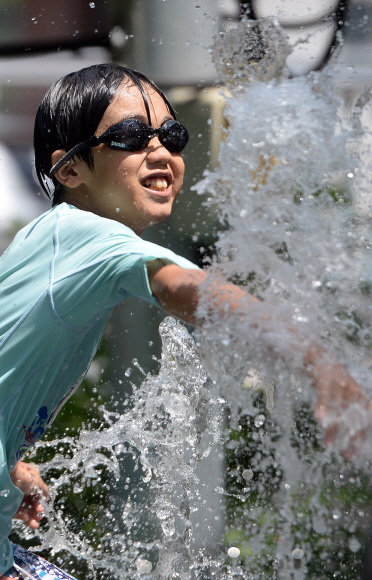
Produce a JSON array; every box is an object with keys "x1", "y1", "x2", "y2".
[
  {"x1": 293, "y1": 186, "x2": 351, "y2": 206},
  {"x1": 224, "y1": 395, "x2": 372, "y2": 579}
]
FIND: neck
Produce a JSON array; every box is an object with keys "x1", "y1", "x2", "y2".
[
  {"x1": 60, "y1": 188, "x2": 91, "y2": 213},
  {"x1": 59, "y1": 188, "x2": 148, "y2": 235}
]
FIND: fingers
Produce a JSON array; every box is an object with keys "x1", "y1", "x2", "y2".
[
  {"x1": 324, "y1": 424, "x2": 338, "y2": 446},
  {"x1": 10, "y1": 461, "x2": 49, "y2": 501},
  {"x1": 313, "y1": 365, "x2": 372, "y2": 459},
  {"x1": 14, "y1": 495, "x2": 45, "y2": 529},
  {"x1": 0, "y1": 570, "x2": 20, "y2": 580},
  {"x1": 314, "y1": 402, "x2": 327, "y2": 421},
  {"x1": 318, "y1": 402, "x2": 371, "y2": 459},
  {"x1": 10, "y1": 462, "x2": 49, "y2": 530},
  {"x1": 34, "y1": 475, "x2": 49, "y2": 502}
]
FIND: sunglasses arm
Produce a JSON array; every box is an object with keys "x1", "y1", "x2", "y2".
[{"x1": 49, "y1": 135, "x2": 101, "y2": 178}]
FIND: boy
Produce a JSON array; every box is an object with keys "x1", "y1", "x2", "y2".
[{"x1": 0, "y1": 63, "x2": 368, "y2": 579}]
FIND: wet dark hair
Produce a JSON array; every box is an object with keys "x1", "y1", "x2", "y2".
[{"x1": 34, "y1": 63, "x2": 177, "y2": 205}]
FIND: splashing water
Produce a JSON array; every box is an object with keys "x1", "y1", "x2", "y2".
[
  {"x1": 20, "y1": 319, "x2": 226, "y2": 579},
  {"x1": 16, "y1": 18, "x2": 372, "y2": 580},
  {"x1": 193, "y1": 18, "x2": 372, "y2": 580},
  {"x1": 195, "y1": 19, "x2": 372, "y2": 445},
  {"x1": 213, "y1": 18, "x2": 290, "y2": 87}
]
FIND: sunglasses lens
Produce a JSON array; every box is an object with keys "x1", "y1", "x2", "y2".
[
  {"x1": 100, "y1": 119, "x2": 189, "y2": 153},
  {"x1": 101, "y1": 119, "x2": 150, "y2": 151},
  {"x1": 160, "y1": 120, "x2": 189, "y2": 153}
]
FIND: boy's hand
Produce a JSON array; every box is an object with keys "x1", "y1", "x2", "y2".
[
  {"x1": 10, "y1": 461, "x2": 49, "y2": 529},
  {"x1": 306, "y1": 348, "x2": 372, "y2": 457}
]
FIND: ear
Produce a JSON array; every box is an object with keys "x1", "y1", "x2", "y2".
[{"x1": 51, "y1": 150, "x2": 87, "y2": 189}]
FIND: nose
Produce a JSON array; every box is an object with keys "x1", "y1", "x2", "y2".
[{"x1": 146, "y1": 136, "x2": 172, "y2": 164}]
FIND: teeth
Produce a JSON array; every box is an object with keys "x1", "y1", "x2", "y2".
[{"x1": 143, "y1": 177, "x2": 168, "y2": 191}]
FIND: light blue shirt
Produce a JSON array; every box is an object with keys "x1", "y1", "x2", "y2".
[{"x1": 0, "y1": 203, "x2": 199, "y2": 572}]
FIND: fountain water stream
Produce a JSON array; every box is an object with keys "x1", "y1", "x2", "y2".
[{"x1": 12, "y1": 18, "x2": 372, "y2": 580}]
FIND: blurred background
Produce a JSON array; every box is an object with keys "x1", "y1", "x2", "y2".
[{"x1": 3, "y1": 0, "x2": 372, "y2": 575}]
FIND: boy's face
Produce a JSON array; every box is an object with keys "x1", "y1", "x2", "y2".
[{"x1": 80, "y1": 83, "x2": 185, "y2": 234}]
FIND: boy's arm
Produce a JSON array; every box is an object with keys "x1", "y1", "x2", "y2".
[
  {"x1": 147, "y1": 260, "x2": 371, "y2": 449},
  {"x1": 147, "y1": 260, "x2": 258, "y2": 326}
]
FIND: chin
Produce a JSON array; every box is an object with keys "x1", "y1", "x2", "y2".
[
  {"x1": 147, "y1": 216, "x2": 170, "y2": 228},
  {"x1": 149, "y1": 208, "x2": 173, "y2": 225}
]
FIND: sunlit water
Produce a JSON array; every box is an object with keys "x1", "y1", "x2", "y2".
[{"x1": 15, "y1": 19, "x2": 372, "y2": 580}]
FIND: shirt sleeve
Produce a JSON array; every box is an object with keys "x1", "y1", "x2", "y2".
[
  {"x1": 52, "y1": 219, "x2": 201, "y2": 324},
  {"x1": 109, "y1": 237, "x2": 200, "y2": 306}
]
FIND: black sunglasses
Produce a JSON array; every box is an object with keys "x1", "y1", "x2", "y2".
[{"x1": 49, "y1": 118, "x2": 189, "y2": 177}]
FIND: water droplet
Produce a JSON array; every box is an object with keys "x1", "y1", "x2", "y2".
[
  {"x1": 161, "y1": 519, "x2": 175, "y2": 536},
  {"x1": 125, "y1": 368, "x2": 132, "y2": 377},
  {"x1": 292, "y1": 548, "x2": 304, "y2": 559},
  {"x1": 136, "y1": 559, "x2": 152, "y2": 573},
  {"x1": 89, "y1": 2, "x2": 95, "y2": 7},
  {"x1": 228, "y1": 547, "x2": 240, "y2": 559},
  {"x1": 142, "y1": 467, "x2": 152, "y2": 483},
  {"x1": 0, "y1": 489, "x2": 9, "y2": 497},
  {"x1": 109, "y1": 26, "x2": 127, "y2": 48},
  {"x1": 242, "y1": 469, "x2": 253, "y2": 481},
  {"x1": 115, "y1": 207, "x2": 120, "y2": 213},
  {"x1": 254, "y1": 414, "x2": 265, "y2": 428},
  {"x1": 156, "y1": 508, "x2": 171, "y2": 520},
  {"x1": 348, "y1": 537, "x2": 361, "y2": 553}
]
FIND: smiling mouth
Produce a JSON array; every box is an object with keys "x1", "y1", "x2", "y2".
[{"x1": 142, "y1": 177, "x2": 169, "y2": 192}]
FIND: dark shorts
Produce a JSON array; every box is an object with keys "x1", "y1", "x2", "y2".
[{"x1": 4, "y1": 544, "x2": 77, "y2": 580}]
